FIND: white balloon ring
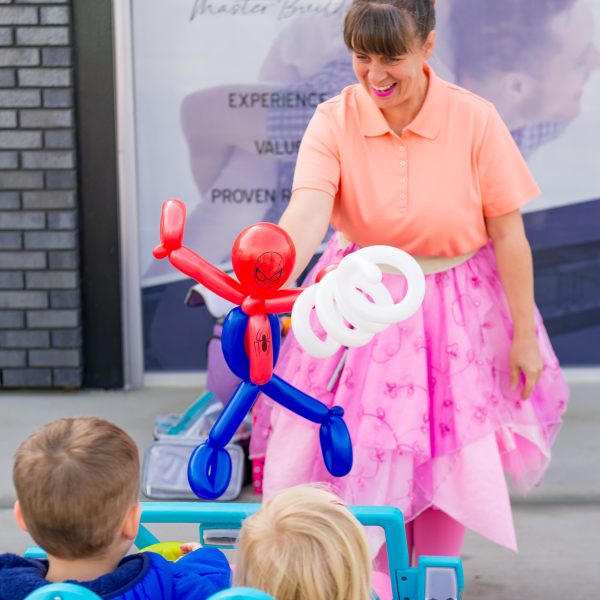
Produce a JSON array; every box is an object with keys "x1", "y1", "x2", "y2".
[
  {"x1": 336, "y1": 245, "x2": 425, "y2": 325},
  {"x1": 291, "y1": 245, "x2": 426, "y2": 358},
  {"x1": 291, "y1": 282, "x2": 341, "y2": 359}
]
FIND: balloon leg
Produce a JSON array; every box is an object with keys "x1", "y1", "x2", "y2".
[
  {"x1": 187, "y1": 442, "x2": 232, "y2": 500},
  {"x1": 188, "y1": 382, "x2": 259, "y2": 500},
  {"x1": 262, "y1": 375, "x2": 353, "y2": 477},
  {"x1": 319, "y1": 405, "x2": 353, "y2": 477}
]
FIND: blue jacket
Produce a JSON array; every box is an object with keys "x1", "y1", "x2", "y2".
[{"x1": 0, "y1": 548, "x2": 231, "y2": 599}]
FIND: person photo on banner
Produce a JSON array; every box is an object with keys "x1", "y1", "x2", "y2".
[
  {"x1": 250, "y1": 0, "x2": 569, "y2": 567},
  {"x1": 447, "y1": 0, "x2": 600, "y2": 157}
]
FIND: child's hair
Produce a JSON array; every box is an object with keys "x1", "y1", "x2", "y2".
[
  {"x1": 13, "y1": 417, "x2": 140, "y2": 560},
  {"x1": 235, "y1": 485, "x2": 372, "y2": 600}
]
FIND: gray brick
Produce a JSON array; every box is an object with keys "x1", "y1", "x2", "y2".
[
  {"x1": 18, "y1": 68, "x2": 71, "y2": 87},
  {"x1": 0, "y1": 7, "x2": 37, "y2": 25},
  {"x1": 0, "y1": 290, "x2": 47, "y2": 308},
  {"x1": 27, "y1": 308, "x2": 77, "y2": 328},
  {"x1": 47, "y1": 210, "x2": 76, "y2": 230},
  {"x1": 0, "y1": 110, "x2": 17, "y2": 128},
  {"x1": 0, "y1": 170, "x2": 43, "y2": 189},
  {"x1": 41, "y1": 6, "x2": 69, "y2": 25},
  {"x1": 0, "y1": 329, "x2": 49, "y2": 347},
  {"x1": 0, "y1": 191, "x2": 19, "y2": 209},
  {"x1": 0, "y1": 350, "x2": 26, "y2": 367},
  {"x1": 46, "y1": 170, "x2": 75, "y2": 189},
  {"x1": 43, "y1": 89, "x2": 72, "y2": 108},
  {"x1": 0, "y1": 251, "x2": 45, "y2": 269},
  {"x1": 30, "y1": 348, "x2": 78, "y2": 367},
  {"x1": 49, "y1": 289, "x2": 78, "y2": 308},
  {"x1": 53, "y1": 367, "x2": 81, "y2": 387},
  {"x1": 20, "y1": 109, "x2": 72, "y2": 128},
  {"x1": 22, "y1": 150, "x2": 74, "y2": 170},
  {"x1": 26, "y1": 270, "x2": 77, "y2": 289},
  {"x1": 23, "y1": 190, "x2": 74, "y2": 209},
  {"x1": 0, "y1": 210, "x2": 45, "y2": 229},
  {"x1": 0, "y1": 68, "x2": 14, "y2": 87},
  {"x1": 2, "y1": 368, "x2": 52, "y2": 387},
  {"x1": 51, "y1": 328, "x2": 80, "y2": 348},
  {"x1": 0, "y1": 310, "x2": 24, "y2": 328},
  {"x1": 0, "y1": 28, "x2": 13, "y2": 46},
  {"x1": 0, "y1": 48, "x2": 39, "y2": 67},
  {"x1": 0, "y1": 151, "x2": 18, "y2": 168},
  {"x1": 0, "y1": 131, "x2": 42, "y2": 149},
  {"x1": 0, "y1": 232, "x2": 21, "y2": 249},
  {"x1": 16, "y1": 27, "x2": 69, "y2": 46},
  {"x1": 0, "y1": 90, "x2": 40, "y2": 108},
  {"x1": 48, "y1": 251, "x2": 78, "y2": 270},
  {"x1": 0, "y1": 271, "x2": 23, "y2": 288},
  {"x1": 42, "y1": 48, "x2": 71, "y2": 67},
  {"x1": 24, "y1": 230, "x2": 75, "y2": 249},
  {"x1": 44, "y1": 130, "x2": 73, "y2": 149}
]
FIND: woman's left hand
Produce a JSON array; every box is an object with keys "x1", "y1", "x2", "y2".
[{"x1": 508, "y1": 336, "x2": 543, "y2": 400}]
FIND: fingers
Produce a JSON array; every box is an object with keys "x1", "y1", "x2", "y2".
[
  {"x1": 521, "y1": 367, "x2": 541, "y2": 400},
  {"x1": 179, "y1": 542, "x2": 201, "y2": 555},
  {"x1": 511, "y1": 365, "x2": 541, "y2": 400},
  {"x1": 509, "y1": 366, "x2": 520, "y2": 393}
]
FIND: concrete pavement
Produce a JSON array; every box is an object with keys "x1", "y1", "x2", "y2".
[{"x1": 0, "y1": 382, "x2": 598, "y2": 599}]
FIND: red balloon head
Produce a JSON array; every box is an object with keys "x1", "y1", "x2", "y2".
[{"x1": 231, "y1": 223, "x2": 296, "y2": 297}]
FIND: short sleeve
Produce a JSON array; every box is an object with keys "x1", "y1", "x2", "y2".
[
  {"x1": 292, "y1": 103, "x2": 340, "y2": 198},
  {"x1": 477, "y1": 105, "x2": 541, "y2": 217}
]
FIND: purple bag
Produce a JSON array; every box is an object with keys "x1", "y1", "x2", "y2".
[{"x1": 206, "y1": 322, "x2": 242, "y2": 403}]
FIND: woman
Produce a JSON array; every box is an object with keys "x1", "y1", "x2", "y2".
[{"x1": 250, "y1": 0, "x2": 568, "y2": 562}]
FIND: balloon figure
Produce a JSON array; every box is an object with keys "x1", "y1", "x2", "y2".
[{"x1": 153, "y1": 199, "x2": 353, "y2": 500}]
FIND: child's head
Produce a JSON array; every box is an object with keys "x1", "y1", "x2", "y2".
[
  {"x1": 235, "y1": 485, "x2": 372, "y2": 600},
  {"x1": 12, "y1": 417, "x2": 140, "y2": 560}
]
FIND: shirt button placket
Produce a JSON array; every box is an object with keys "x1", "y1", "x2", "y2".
[{"x1": 399, "y1": 142, "x2": 408, "y2": 208}]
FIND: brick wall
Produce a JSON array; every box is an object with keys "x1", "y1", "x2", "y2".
[{"x1": 0, "y1": 0, "x2": 81, "y2": 388}]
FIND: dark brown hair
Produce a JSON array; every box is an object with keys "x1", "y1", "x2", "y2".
[
  {"x1": 13, "y1": 417, "x2": 140, "y2": 559},
  {"x1": 343, "y1": 0, "x2": 436, "y2": 57}
]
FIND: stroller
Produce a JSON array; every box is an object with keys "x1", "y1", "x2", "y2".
[{"x1": 24, "y1": 501, "x2": 464, "y2": 600}]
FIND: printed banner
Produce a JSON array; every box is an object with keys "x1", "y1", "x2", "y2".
[{"x1": 131, "y1": 0, "x2": 600, "y2": 370}]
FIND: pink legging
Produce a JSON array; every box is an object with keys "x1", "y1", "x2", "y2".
[{"x1": 375, "y1": 508, "x2": 466, "y2": 569}]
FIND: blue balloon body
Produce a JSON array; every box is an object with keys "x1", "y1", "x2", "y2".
[
  {"x1": 221, "y1": 308, "x2": 280, "y2": 380},
  {"x1": 188, "y1": 307, "x2": 353, "y2": 500}
]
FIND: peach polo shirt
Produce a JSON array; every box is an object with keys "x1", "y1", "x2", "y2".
[{"x1": 292, "y1": 65, "x2": 541, "y2": 257}]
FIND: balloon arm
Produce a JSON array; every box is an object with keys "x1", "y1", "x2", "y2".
[
  {"x1": 261, "y1": 375, "x2": 329, "y2": 423},
  {"x1": 157, "y1": 197, "x2": 186, "y2": 253},
  {"x1": 264, "y1": 288, "x2": 304, "y2": 313},
  {"x1": 168, "y1": 247, "x2": 245, "y2": 305}
]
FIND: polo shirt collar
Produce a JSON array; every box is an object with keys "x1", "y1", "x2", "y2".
[{"x1": 357, "y1": 63, "x2": 444, "y2": 139}]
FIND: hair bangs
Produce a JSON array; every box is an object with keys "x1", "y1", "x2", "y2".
[{"x1": 344, "y1": 3, "x2": 416, "y2": 58}]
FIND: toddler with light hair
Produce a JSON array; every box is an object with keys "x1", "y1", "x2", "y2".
[{"x1": 234, "y1": 485, "x2": 390, "y2": 600}]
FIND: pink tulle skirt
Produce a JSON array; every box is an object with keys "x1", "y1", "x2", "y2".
[{"x1": 250, "y1": 236, "x2": 568, "y2": 550}]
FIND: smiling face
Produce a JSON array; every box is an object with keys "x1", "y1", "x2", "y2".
[
  {"x1": 343, "y1": 1, "x2": 437, "y2": 127},
  {"x1": 352, "y1": 31, "x2": 436, "y2": 111},
  {"x1": 351, "y1": 30, "x2": 436, "y2": 130}
]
